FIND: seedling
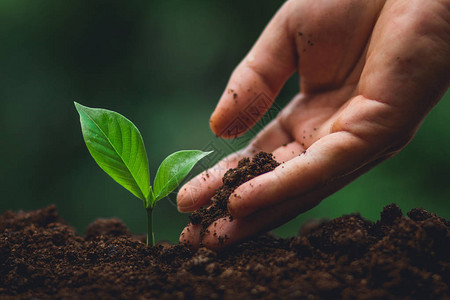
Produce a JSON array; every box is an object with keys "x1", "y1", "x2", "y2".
[{"x1": 74, "y1": 102, "x2": 211, "y2": 246}]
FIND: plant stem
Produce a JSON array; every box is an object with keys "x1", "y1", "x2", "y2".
[{"x1": 146, "y1": 207, "x2": 155, "y2": 246}]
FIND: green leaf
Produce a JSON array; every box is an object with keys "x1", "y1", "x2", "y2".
[
  {"x1": 152, "y1": 150, "x2": 212, "y2": 205},
  {"x1": 74, "y1": 102, "x2": 150, "y2": 202}
]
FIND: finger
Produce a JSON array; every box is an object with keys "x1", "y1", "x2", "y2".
[
  {"x1": 179, "y1": 223, "x2": 202, "y2": 250},
  {"x1": 228, "y1": 112, "x2": 386, "y2": 218},
  {"x1": 178, "y1": 142, "x2": 305, "y2": 247},
  {"x1": 226, "y1": 0, "x2": 449, "y2": 220},
  {"x1": 360, "y1": 0, "x2": 450, "y2": 118},
  {"x1": 198, "y1": 155, "x2": 389, "y2": 250},
  {"x1": 271, "y1": 141, "x2": 305, "y2": 163},
  {"x1": 209, "y1": 2, "x2": 297, "y2": 138},
  {"x1": 177, "y1": 118, "x2": 293, "y2": 212},
  {"x1": 180, "y1": 128, "x2": 391, "y2": 250},
  {"x1": 200, "y1": 197, "x2": 314, "y2": 251},
  {"x1": 176, "y1": 151, "x2": 245, "y2": 212}
]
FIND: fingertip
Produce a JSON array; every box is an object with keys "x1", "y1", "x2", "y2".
[
  {"x1": 176, "y1": 184, "x2": 199, "y2": 212},
  {"x1": 209, "y1": 68, "x2": 277, "y2": 139},
  {"x1": 227, "y1": 191, "x2": 244, "y2": 218},
  {"x1": 202, "y1": 218, "x2": 235, "y2": 250},
  {"x1": 179, "y1": 224, "x2": 202, "y2": 251},
  {"x1": 209, "y1": 106, "x2": 247, "y2": 139},
  {"x1": 209, "y1": 113, "x2": 223, "y2": 138},
  {"x1": 179, "y1": 153, "x2": 246, "y2": 212},
  {"x1": 177, "y1": 172, "x2": 218, "y2": 212},
  {"x1": 227, "y1": 177, "x2": 266, "y2": 218},
  {"x1": 209, "y1": 93, "x2": 233, "y2": 138}
]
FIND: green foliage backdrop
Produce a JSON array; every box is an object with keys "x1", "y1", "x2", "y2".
[{"x1": 1, "y1": 0, "x2": 449, "y2": 242}]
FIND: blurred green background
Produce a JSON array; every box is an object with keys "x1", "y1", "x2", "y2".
[{"x1": 1, "y1": 0, "x2": 449, "y2": 243}]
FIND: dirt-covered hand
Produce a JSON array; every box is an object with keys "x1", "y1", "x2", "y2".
[{"x1": 177, "y1": 0, "x2": 450, "y2": 249}]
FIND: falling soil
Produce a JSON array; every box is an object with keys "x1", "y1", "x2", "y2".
[{"x1": 1, "y1": 153, "x2": 449, "y2": 299}]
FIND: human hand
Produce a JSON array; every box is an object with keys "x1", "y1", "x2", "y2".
[{"x1": 177, "y1": 0, "x2": 450, "y2": 249}]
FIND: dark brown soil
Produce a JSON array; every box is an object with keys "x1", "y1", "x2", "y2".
[
  {"x1": 1, "y1": 205, "x2": 449, "y2": 299},
  {"x1": 189, "y1": 152, "x2": 279, "y2": 242},
  {"x1": 1, "y1": 151, "x2": 449, "y2": 299}
]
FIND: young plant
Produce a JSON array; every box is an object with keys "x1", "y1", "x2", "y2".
[{"x1": 74, "y1": 102, "x2": 211, "y2": 246}]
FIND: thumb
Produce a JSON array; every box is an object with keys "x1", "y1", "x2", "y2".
[{"x1": 210, "y1": 2, "x2": 297, "y2": 138}]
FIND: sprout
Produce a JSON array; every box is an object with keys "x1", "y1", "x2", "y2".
[{"x1": 75, "y1": 102, "x2": 211, "y2": 246}]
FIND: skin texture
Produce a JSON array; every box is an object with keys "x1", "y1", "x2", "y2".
[{"x1": 177, "y1": 0, "x2": 450, "y2": 250}]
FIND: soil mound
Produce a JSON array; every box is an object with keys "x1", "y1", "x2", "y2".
[
  {"x1": 1, "y1": 153, "x2": 449, "y2": 299},
  {"x1": 0, "y1": 204, "x2": 448, "y2": 299}
]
